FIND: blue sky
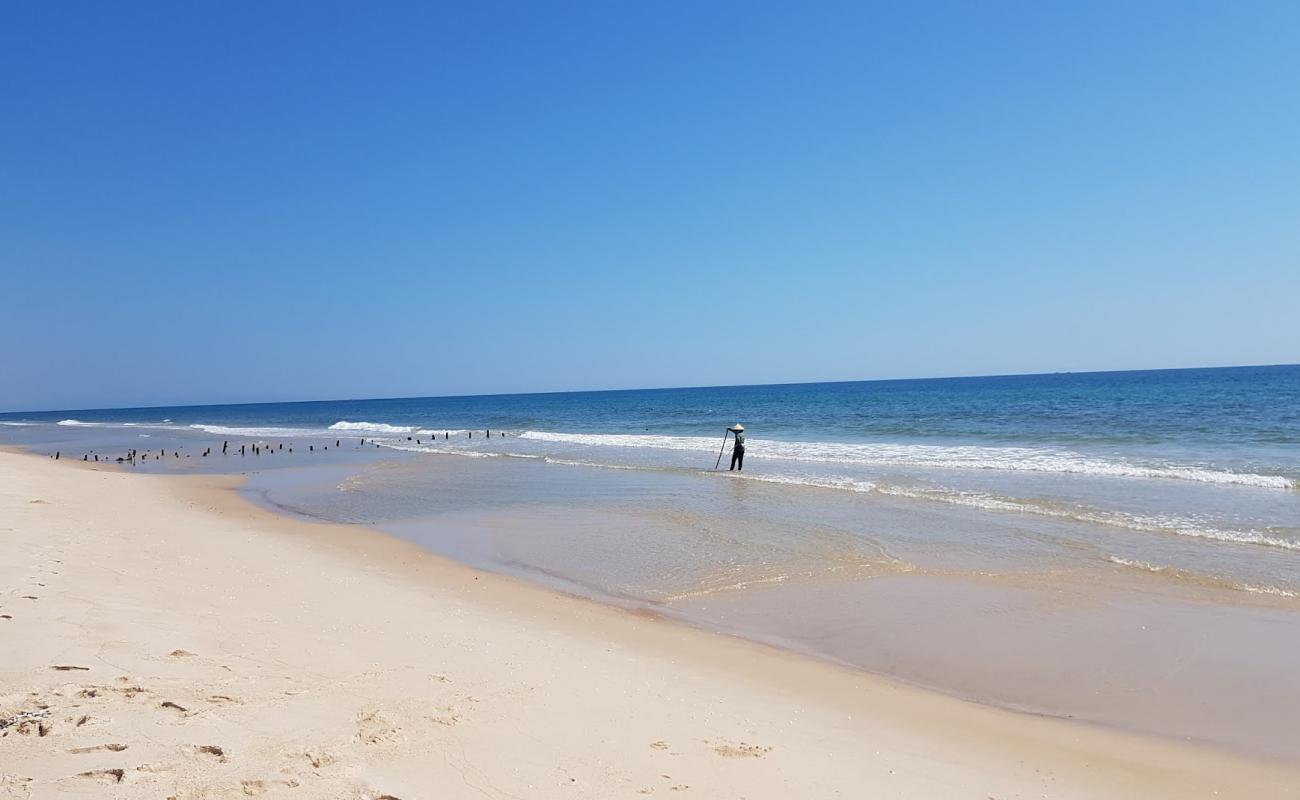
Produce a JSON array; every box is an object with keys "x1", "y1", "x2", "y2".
[{"x1": 2, "y1": 1, "x2": 1298, "y2": 412}]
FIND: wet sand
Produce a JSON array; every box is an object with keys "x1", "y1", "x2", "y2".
[
  {"x1": 247, "y1": 455, "x2": 1300, "y2": 761},
  {"x1": 3, "y1": 450, "x2": 1300, "y2": 798},
  {"x1": 680, "y1": 570, "x2": 1300, "y2": 758}
]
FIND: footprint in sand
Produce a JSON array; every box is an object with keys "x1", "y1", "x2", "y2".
[
  {"x1": 430, "y1": 691, "x2": 479, "y2": 727},
  {"x1": 711, "y1": 741, "x2": 772, "y2": 758},
  {"x1": 355, "y1": 711, "x2": 399, "y2": 745},
  {"x1": 77, "y1": 768, "x2": 126, "y2": 784},
  {"x1": 0, "y1": 776, "x2": 34, "y2": 795},
  {"x1": 431, "y1": 706, "x2": 464, "y2": 726},
  {"x1": 1, "y1": 711, "x2": 51, "y2": 737},
  {"x1": 235, "y1": 777, "x2": 298, "y2": 796},
  {"x1": 77, "y1": 683, "x2": 146, "y2": 700},
  {"x1": 190, "y1": 744, "x2": 226, "y2": 760},
  {"x1": 303, "y1": 750, "x2": 336, "y2": 769},
  {"x1": 68, "y1": 743, "x2": 128, "y2": 754}
]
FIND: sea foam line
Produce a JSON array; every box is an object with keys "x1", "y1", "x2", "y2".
[
  {"x1": 518, "y1": 431, "x2": 1295, "y2": 490},
  {"x1": 189, "y1": 424, "x2": 318, "y2": 438},
  {"x1": 877, "y1": 485, "x2": 1300, "y2": 552},
  {"x1": 328, "y1": 420, "x2": 423, "y2": 434},
  {"x1": 1108, "y1": 556, "x2": 1299, "y2": 598},
  {"x1": 530, "y1": 453, "x2": 1300, "y2": 554},
  {"x1": 371, "y1": 438, "x2": 520, "y2": 458}
]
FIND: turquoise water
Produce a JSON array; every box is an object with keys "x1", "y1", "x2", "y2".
[{"x1": 6, "y1": 364, "x2": 1300, "y2": 756}]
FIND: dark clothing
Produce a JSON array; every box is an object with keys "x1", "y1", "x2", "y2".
[{"x1": 730, "y1": 445, "x2": 745, "y2": 471}]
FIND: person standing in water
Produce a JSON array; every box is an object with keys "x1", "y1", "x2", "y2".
[{"x1": 729, "y1": 424, "x2": 746, "y2": 471}]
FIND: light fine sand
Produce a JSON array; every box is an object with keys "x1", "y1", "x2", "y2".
[{"x1": 2, "y1": 451, "x2": 1297, "y2": 798}]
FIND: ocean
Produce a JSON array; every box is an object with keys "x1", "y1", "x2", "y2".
[{"x1": 5, "y1": 364, "x2": 1300, "y2": 757}]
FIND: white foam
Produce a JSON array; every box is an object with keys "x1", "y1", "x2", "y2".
[
  {"x1": 534, "y1": 457, "x2": 1300, "y2": 554},
  {"x1": 328, "y1": 420, "x2": 419, "y2": 434},
  {"x1": 1108, "y1": 556, "x2": 1300, "y2": 598},
  {"x1": 724, "y1": 471, "x2": 879, "y2": 494},
  {"x1": 188, "y1": 421, "x2": 465, "y2": 439},
  {"x1": 543, "y1": 458, "x2": 646, "y2": 471},
  {"x1": 880, "y1": 485, "x2": 1300, "y2": 552},
  {"x1": 523, "y1": 444, "x2": 1300, "y2": 552},
  {"x1": 1107, "y1": 556, "x2": 1168, "y2": 573},
  {"x1": 57, "y1": 419, "x2": 96, "y2": 426},
  {"x1": 1233, "y1": 583, "x2": 1300, "y2": 598},
  {"x1": 518, "y1": 431, "x2": 1295, "y2": 489},
  {"x1": 0, "y1": 421, "x2": 36, "y2": 426},
  {"x1": 1163, "y1": 525, "x2": 1300, "y2": 551},
  {"x1": 377, "y1": 441, "x2": 500, "y2": 457},
  {"x1": 540, "y1": 452, "x2": 1300, "y2": 551},
  {"x1": 188, "y1": 423, "x2": 316, "y2": 438}
]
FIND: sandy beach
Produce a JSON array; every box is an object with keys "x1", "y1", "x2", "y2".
[{"x1": 2, "y1": 449, "x2": 1298, "y2": 799}]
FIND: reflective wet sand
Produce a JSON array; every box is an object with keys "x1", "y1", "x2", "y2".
[{"x1": 244, "y1": 453, "x2": 1300, "y2": 762}]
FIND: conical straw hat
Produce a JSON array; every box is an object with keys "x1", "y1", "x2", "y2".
[{"x1": 729, "y1": 424, "x2": 744, "y2": 432}]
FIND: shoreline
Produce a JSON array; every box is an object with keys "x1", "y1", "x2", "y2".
[
  {"x1": 237, "y1": 450, "x2": 1300, "y2": 761},
  {"x1": 3, "y1": 451, "x2": 1300, "y2": 797}
]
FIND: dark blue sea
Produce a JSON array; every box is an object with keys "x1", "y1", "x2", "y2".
[{"x1": 7, "y1": 363, "x2": 1300, "y2": 453}]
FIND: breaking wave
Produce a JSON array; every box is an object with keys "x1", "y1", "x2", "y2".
[
  {"x1": 189, "y1": 424, "x2": 316, "y2": 438},
  {"x1": 527, "y1": 454, "x2": 1300, "y2": 553},
  {"x1": 327, "y1": 420, "x2": 434, "y2": 435},
  {"x1": 518, "y1": 431, "x2": 1295, "y2": 489}
]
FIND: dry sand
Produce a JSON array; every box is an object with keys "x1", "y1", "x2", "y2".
[{"x1": 2, "y1": 450, "x2": 1297, "y2": 799}]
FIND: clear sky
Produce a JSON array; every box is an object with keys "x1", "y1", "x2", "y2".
[{"x1": 3, "y1": 1, "x2": 1298, "y2": 412}]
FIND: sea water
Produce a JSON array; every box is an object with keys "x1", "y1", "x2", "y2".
[{"x1": 5, "y1": 365, "x2": 1300, "y2": 757}]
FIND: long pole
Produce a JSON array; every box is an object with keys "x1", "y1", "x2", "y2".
[{"x1": 714, "y1": 430, "x2": 731, "y2": 470}]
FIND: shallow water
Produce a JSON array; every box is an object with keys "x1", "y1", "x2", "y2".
[{"x1": 235, "y1": 454, "x2": 1300, "y2": 759}]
